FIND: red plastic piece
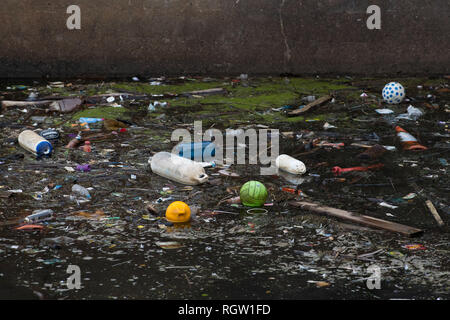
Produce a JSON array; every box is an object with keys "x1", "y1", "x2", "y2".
[
  {"x1": 15, "y1": 224, "x2": 45, "y2": 231},
  {"x1": 332, "y1": 163, "x2": 384, "y2": 176}
]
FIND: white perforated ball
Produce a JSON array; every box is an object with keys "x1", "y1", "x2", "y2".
[{"x1": 382, "y1": 82, "x2": 405, "y2": 104}]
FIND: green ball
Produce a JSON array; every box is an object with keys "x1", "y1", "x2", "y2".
[{"x1": 240, "y1": 181, "x2": 268, "y2": 207}]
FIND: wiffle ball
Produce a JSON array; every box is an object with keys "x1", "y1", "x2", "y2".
[{"x1": 382, "y1": 82, "x2": 405, "y2": 104}]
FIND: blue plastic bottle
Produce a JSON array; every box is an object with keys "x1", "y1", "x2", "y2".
[
  {"x1": 79, "y1": 117, "x2": 104, "y2": 123},
  {"x1": 174, "y1": 141, "x2": 215, "y2": 161}
]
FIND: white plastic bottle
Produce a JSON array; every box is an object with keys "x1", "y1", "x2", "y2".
[
  {"x1": 18, "y1": 130, "x2": 53, "y2": 156},
  {"x1": 24, "y1": 209, "x2": 54, "y2": 223},
  {"x1": 276, "y1": 154, "x2": 306, "y2": 175},
  {"x1": 150, "y1": 152, "x2": 209, "y2": 185},
  {"x1": 72, "y1": 184, "x2": 91, "y2": 199}
]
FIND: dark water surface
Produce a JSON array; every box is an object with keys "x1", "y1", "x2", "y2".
[{"x1": 0, "y1": 76, "x2": 448, "y2": 300}]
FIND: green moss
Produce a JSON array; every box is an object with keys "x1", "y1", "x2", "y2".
[
  {"x1": 111, "y1": 81, "x2": 227, "y2": 95},
  {"x1": 285, "y1": 116, "x2": 306, "y2": 123},
  {"x1": 285, "y1": 77, "x2": 354, "y2": 93},
  {"x1": 72, "y1": 106, "x2": 128, "y2": 120},
  {"x1": 162, "y1": 78, "x2": 355, "y2": 125},
  {"x1": 38, "y1": 86, "x2": 74, "y2": 97},
  {"x1": 282, "y1": 112, "x2": 350, "y2": 123},
  {"x1": 58, "y1": 77, "x2": 358, "y2": 128},
  {"x1": 112, "y1": 77, "x2": 354, "y2": 109},
  {"x1": 397, "y1": 77, "x2": 446, "y2": 88}
]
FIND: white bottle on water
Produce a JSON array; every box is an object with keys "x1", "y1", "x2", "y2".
[
  {"x1": 18, "y1": 130, "x2": 53, "y2": 156},
  {"x1": 150, "y1": 152, "x2": 208, "y2": 185},
  {"x1": 24, "y1": 209, "x2": 54, "y2": 223},
  {"x1": 276, "y1": 154, "x2": 306, "y2": 175}
]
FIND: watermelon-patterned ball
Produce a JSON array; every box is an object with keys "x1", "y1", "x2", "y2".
[
  {"x1": 382, "y1": 82, "x2": 405, "y2": 104},
  {"x1": 239, "y1": 181, "x2": 268, "y2": 207}
]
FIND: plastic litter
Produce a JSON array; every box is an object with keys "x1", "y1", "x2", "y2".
[
  {"x1": 148, "y1": 101, "x2": 167, "y2": 111},
  {"x1": 66, "y1": 134, "x2": 82, "y2": 149},
  {"x1": 24, "y1": 209, "x2": 54, "y2": 223},
  {"x1": 323, "y1": 122, "x2": 337, "y2": 130},
  {"x1": 39, "y1": 128, "x2": 60, "y2": 141},
  {"x1": 239, "y1": 181, "x2": 268, "y2": 207},
  {"x1": 302, "y1": 95, "x2": 316, "y2": 102},
  {"x1": 16, "y1": 224, "x2": 45, "y2": 231},
  {"x1": 18, "y1": 130, "x2": 53, "y2": 156},
  {"x1": 403, "y1": 244, "x2": 427, "y2": 250},
  {"x1": 0, "y1": 76, "x2": 447, "y2": 300},
  {"x1": 375, "y1": 108, "x2": 395, "y2": 115},
  {"x1": 72, "y1": 184, "x2": 92, "y2": 199},
  {"x1": 395, "y1": 126, "x2": 428, "y2": 151},
  {"x1": 76, "y1": 164, "x2": 91, "y2": 172},
  {"x1": 150, "y1": 152, "x2": 208, "y2": 185},
  {"x1": 396, "y1": 105, "x2": 424, "y2": 121},
  {"x1": 166, "y1": 201, "x2": 191, "y2": 223},
  {"x1": 332, "y1": 164, "x2": 384, "y2": 176},
  {"x1": 174, "y1": 141, "x2": 215, "y2": 161},
  {"x1": 278, "y1": 170, "x2": 308, "y2": 185},
  {"x1": 247, "y1": 208, "x2": 268, "y2": 214},
  {"x1": 79, "y1": 117, "x2": 104, "y2": 124},
  {"x1": 276, "y1": 154, "x2": 306, "y2": 175},
  {"x1": 382, "y1": 82, "x2": 405, "y2": 104},
  {"x1": 49, "y1": 98, "x2": 82, "y2": 113}
]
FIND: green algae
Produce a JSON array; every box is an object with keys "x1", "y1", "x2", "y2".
[
  {"x1": 72, "y1": 106, "x2": 129, "y2": 120},
  {"x1": 111, "y1": 81, "x2": 227, "y2": 96}
]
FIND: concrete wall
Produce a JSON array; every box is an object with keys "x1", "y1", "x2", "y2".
[{"x1": 0, "y1": 0, "x2": 448, "y2": 78}]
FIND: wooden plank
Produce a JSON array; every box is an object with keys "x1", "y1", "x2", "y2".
[
  {"x1": 288, "y1": 95, "x2": 332, "y2": 116},
  {"x1": 290, "y1": 201, "x2": 423, "y2": 237},
  {"x1": 1, "y1": 100, "x2": 53, "y2": 108}
]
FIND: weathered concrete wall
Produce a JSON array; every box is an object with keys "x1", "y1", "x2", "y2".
[{"x1": 0, "y1": 0, "x2": 448, "y2": 78}]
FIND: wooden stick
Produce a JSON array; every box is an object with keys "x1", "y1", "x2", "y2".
[
  {"x1": 410, "y1": 182, "x2": 445, "y2": 227},
  {"x1": 425, "y1": 200, "x2": 445, "y2": 227},
  {"x1": 290, "y1": 201, "x2": 423, "y2": 237},
  {"x1": 289, "y1": 95, "x2": 332, "y2": 116},
  {"x1": 183, "y1": 88, "x2": 226, "y2": 96},
  {"x1": 1, "y1": 100, "x2": 53, "y2": 108}
]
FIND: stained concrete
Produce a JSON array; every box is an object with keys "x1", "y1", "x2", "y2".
[{"x1": 0, "y1": 0, "x2": 448, "y2": 78}]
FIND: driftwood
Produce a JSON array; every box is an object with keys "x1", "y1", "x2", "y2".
[
  {"x1": 425, "y1": 200, "x2": 445, "y2": 227},
  {"x1": 2, "y1": 98, "x2": 82, "y2": 114},
  {"x1": 289, "y1": 95, "x2": 332, "y2": 116},
  {"x1": 411, "y1": 182, "x2": 445, "y2": 227},
  {"x1": 182, "y1": 88, "x2": 227, "y2": 97},
  {"x1": 1, "y1": 100, "x2": 53, "y2": 108},
  {"x1": 87, "y1": 93, "x2": 149, "y2": 101},
  {"x1": 290, "y1": 201, "x2": 423, "y2": 237}
]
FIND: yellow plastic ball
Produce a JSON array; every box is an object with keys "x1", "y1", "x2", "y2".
[{"x1": 165, "y1": 201, "x2": 191, "y2": 223}]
